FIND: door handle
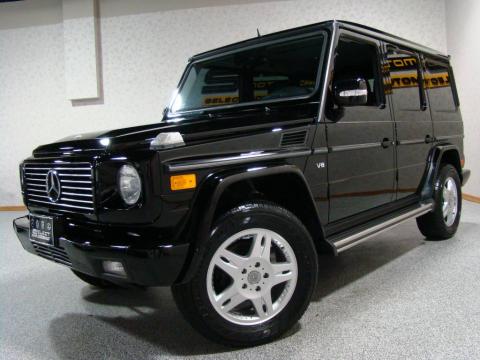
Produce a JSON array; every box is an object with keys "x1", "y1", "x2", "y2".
[
  {"x1": 381, "y1": 138, "x2": 391, "y2": 148},
  {"x1": 425, "y1": 134, "x2": 435, "y2": 143}
]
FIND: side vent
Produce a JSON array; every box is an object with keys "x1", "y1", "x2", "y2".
[{"x1": 280, "y1": 130, "x2": 308, "y2": 147}]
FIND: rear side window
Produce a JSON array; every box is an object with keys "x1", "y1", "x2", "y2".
[
  {"x1": 386, "y1": 46, "x2": 423, "y2": 111},
  {"x1": 424, "y1": 60, "x2": 457, "y2": 112},
  {"x1": 170, "y1": 34, "x2": 326, "y2": 113}
]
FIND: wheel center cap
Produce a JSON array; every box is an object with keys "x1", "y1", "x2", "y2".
[{"x1": 247, "y1": 270, "x2": 261, "y2": 284}]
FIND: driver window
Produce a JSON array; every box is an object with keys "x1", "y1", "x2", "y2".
[{"x1": 333, "y1": 37, "x2": 381, "y2": 106}]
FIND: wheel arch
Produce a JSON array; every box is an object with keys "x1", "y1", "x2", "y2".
[
  {"x1": 421, "y1": 144, "x2": 463, "y2": 200},
  {"x1": 176, "y1": 164, "x2": 328, "y2": 283}
]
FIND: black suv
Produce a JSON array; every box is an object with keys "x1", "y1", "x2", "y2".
[{"x1": 14, "y1": 20, "x2": 470, "y2": 346}]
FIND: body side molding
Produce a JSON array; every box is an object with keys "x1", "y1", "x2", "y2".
[{"x1": 167, "y1": 150, "x2": 312, "y2": 172}]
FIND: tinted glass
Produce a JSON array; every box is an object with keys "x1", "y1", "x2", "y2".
[
  {"x1": 170, "y1": 34, "x2": 325, "y2": 112},
  {"x1": 333, "y1": 37, "x2": 381, "y2": 106},
  {"x1": 387, "y1": 47, "x2": 422, "y2": 111},
  {"x1": 424, "y1": 61, "x2": 456, "y2": 112}
]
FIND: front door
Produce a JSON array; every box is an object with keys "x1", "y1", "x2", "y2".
[{"x1": 325, "y1": 32, "x2": 396, "y2": 222}]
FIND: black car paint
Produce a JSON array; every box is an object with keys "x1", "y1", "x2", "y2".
[{"x1": 14, "y1": 20, "x2": 468, "y2": 286}]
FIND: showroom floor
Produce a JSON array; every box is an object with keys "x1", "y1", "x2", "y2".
[{"x1": 1, "y1": 202, "x2": 479, "y2": 360}]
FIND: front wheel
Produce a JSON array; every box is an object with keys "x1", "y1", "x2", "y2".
[
  {"x1": 417, "y1": 163, "x2": 462, "y2": 240},
  {"x1": 172, "y1": 202, "x2": 318, "y2": 347}
]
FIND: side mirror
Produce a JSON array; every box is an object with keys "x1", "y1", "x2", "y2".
[{"x1": 333, "y1": 77, "x2": 368, "y2": 106}]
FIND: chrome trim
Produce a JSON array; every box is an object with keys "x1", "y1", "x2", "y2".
[
  {"x1": 332, "y1": 203, "x2": 433, "y2": 253},
  {"x1": 25, "y1": 183, "x2": 45, "y2": 188},
  {"x1": 62, "y1": 191, "x2": 92, "y2": 198},
  {"x1": 313, "y1": 147, "x2": 329, "y2": 155},
  {"x1": 168, "y1": 150, "x2": 312, "y2": 172},
  {"x1": 329, "y1": 142, "x2": 381, "y2": 153},
  {"x1": 435, "y1": 134, "x2": 464, "y2": 141},
  {"x1": 60, "y1": 179, "x2": 91, "y2": 184},
  {"x1": 62, "y1": 185, "x2": 92, "y2": 191},
  {"x1": 398, "y1": 138, "x2": 425, "y2": 145},
  {"x1": 23, "y1": 161, "x2": 95, "y2": 213},
  {"x1": 28, "y1": 198, "x2": 94, "y2": 211},
  {"x1": 25, "y1": 167, "x2": 92, "y2": 171},
  {"x1": 57, "y1": 173, "x2": 92, "y2": 177}
]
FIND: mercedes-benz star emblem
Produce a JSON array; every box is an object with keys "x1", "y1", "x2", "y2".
[{"x1": 46, "y1": 170, "x2": 61, "y2": 203}]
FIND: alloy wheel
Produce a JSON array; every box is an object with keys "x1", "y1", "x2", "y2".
[
  {"x1": 206, "y1": 228, "x2": 298, "y2": 326},
  {"x1": 442, "y1": 177, "x2": 458, "y2": 227}
]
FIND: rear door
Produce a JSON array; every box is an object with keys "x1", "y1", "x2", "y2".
[
  {"x1": 385, "y1": 45, "x2": 433, "y2": 200},
  {"x1": 423, "y1": 58, "x2": 463, "y2": 149},
  {"x1": 325, "y1": 32, "x2": 395, "y2": 222}
]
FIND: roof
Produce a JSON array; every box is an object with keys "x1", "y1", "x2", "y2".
[{"x1": 191, "y1": 20, "x2": 448, "y2": 61}]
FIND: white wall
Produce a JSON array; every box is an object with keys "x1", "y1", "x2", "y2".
[
  {"x1": 0, "y1": 0, "x2": 449, "y2": 205},
  {"x1": 445, "y1": 0, "x2": 480, "y2": 196}
]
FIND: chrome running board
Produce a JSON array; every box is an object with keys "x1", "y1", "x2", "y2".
[{"x1": 330, "y1": 203, "x2": 433, "y2": 254}]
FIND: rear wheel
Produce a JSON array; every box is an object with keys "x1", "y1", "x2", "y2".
[
  {"x1": 71, "y1": 270, "x2": 120, "y2": 288},
  {"x1": 417, "y1": 163, "x2": 462, "y2": 239},
  {"x1": 172, "y1": 202, "x2": 318, "y2": 347}
]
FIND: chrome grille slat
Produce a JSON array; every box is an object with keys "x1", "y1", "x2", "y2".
[
  {"x1": 26, "y1": 187, "x2": 46, "y2": 193},
  {"x1": 62, "y1": 185, "x2": 92, "y2": 191},
  {"x1": 25, "y1": 177, "x2": 45, "y2": 182},
  {"x1": 29, "y1": 193, "x2": 49, "y2": 199},
  {"x1": 60, "y1": 179, "x2": 92, "y2": 184},
  {"x1": 24, "y1": 161, "x2": 95, "y2": 214},
  {"x1": 61, "y1": 197, "x2": 94, "y2": 204},
  {"x1": 57, "y1": 173, "x2": 92, "y2": 177},
  {"x1": 28, "y1": 198, "x2": 94, "y2": 211},
  {"x1": 62, "y1": 191, "x2": 92, "y2": 198},
  {"x1": 25, "y1": 167, "x2": 91, "y2": 171},
  {"x1": 26, "y1": 183, "x2": 47, "y2": 188}
]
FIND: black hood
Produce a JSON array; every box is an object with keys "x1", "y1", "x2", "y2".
[
  {"x1": 31, "y1": 104, "x2": 298, "y2": 158},
  {"x1": 31, "y1": 119, "x2": 214, "y2": 157}
]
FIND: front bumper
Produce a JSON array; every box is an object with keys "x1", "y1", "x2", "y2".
[{"x1": 13, "y1": 216, "x2": 189, "y2": 286}]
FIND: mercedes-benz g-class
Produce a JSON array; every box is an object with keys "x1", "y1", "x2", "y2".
[{"x1": 13, "y1": 20, "x2": 470, "y2": 346}]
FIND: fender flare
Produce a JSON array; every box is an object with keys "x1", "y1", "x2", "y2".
[
  {"x1": 420, "y1": 144, "x2": 461, "y2": 200},
  {"x1": 176, "y1": 164, "x2": 322, "y2": 283}
]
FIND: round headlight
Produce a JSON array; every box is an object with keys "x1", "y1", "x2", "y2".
[{"x1": 118, "y1": 164, "x2": 142, "y2": 205}]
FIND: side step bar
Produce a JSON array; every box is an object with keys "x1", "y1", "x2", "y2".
[{"x1": 329, "y1": 203, "x2": 433, "y2": 254}]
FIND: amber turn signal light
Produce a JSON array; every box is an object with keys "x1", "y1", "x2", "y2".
[
  {"x1": 170, "y1": 174, "x2": 196, "y2": 191},
  {"x1": 460, "y1": 159, "x2": 465, "y2": 168}
]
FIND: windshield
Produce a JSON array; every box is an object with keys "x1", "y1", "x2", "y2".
[{"x1": 170, "y1": 33, "x2": 326, "y2": 113}]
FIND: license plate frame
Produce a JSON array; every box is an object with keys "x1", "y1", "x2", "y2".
[{"x1": 29, "y1": 214, "x2": 54, "y2": 245}]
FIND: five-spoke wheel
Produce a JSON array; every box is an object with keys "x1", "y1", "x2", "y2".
[
  {"x1": 172, "y1": 202, "x2": 318, "y2": 347},
  {"x1": 417, "y1": 163, "x2": 462, "y2": 240},
  {"x1": 207, "y1": 228, "x2": 297, "y2": 325},
  {"x1": 442, "y1": 177, "x2": 458, "y2": 227}
]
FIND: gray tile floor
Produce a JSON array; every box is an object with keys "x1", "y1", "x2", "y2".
[{"x1": 1, "y1": 202, "x2": 479, "y2": 360}]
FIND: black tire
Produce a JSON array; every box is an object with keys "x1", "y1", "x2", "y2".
[
  {"x1": 172, "y1": 201, "x2": 318, "y2": 347},
  {"x1": 71, "y1": 270, "x2": 120, "y2": 288},
  {"x1": 416, "y1": 163, "x2": 462, "y2": 240}
]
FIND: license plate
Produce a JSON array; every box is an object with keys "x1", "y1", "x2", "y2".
[{"x1": 30, "y1": 215, "x2": 54, "y2": 244}]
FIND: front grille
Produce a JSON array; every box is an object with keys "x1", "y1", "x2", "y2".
[
  {"x1": 32, "y1": 242, "x2": 72, "y2": 267},
  {"x1": 23, "y1": 161, "x2": 95, "y2": 214}
]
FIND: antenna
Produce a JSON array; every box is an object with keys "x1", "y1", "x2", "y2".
[{"x1": 257, "y1": 28, "x2": 261, "y2": 37}]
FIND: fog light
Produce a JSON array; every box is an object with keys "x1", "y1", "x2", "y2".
[{"x1": 103, "y1": 260, "x2": 126, "y2": 277}]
